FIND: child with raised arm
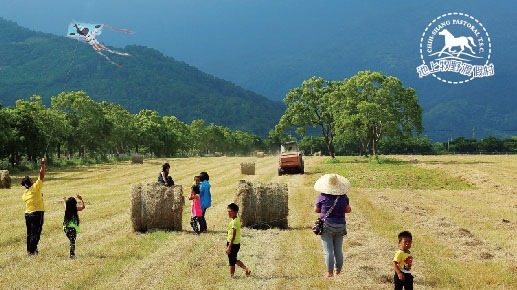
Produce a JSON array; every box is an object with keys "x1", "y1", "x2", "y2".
[
  {"x1": 63, "y1": 195, "x2": 85, "y2": 259},
  {"x1": 226, "y1": 203, "x2": 251, "y2": 278},
  {"x1": 393, "y1": 231, "x2": 414, "y2": 290},
  {"x1": 21, "y1": 158, "x2": 46, "y2": 256}
]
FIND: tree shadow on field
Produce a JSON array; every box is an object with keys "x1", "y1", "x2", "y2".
[
  {"x1": 243, "y1": 272, "x2": 307, "y2": 280},
  {"x1": 332, "y1": 157, "x2": 408, "y2": 165},
  {"x1": 47, "y1": 176, "x2": 87, "y2": 181},
  {"x1": 300, "y1": 171, "x2": 323, "y2": 176},
  {"x1": 135, "y1": 229, "x2": 228, "y2": 235},
  {"x1": 145, "y1": 160, "x2": 166, "y2": 166},
  {"x1": 420, "y1": 160, "x2": 493, "y2": 165},
  {"x1": 280, "y1": 225, "x2": 311, "y2": 231}
]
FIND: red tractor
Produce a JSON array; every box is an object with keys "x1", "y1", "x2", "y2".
[{"x1": 278, "y1": 141, "x2": 304, "y2": 176}]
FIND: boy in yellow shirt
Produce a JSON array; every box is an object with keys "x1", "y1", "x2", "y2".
[
  {"x1": 226, "y1": 203, "x2": 251, "y2": 278},
  {"x1": 393, "y1": 231, "x2": 414, "y2": 290}
]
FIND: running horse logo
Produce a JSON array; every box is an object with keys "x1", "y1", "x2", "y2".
[{"x1": 438, "y1": 29, "x2": 477, "y2": 57}]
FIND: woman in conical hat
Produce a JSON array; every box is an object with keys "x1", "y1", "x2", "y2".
[{"x1": 313, "y1": 174, "x2": 352, "y2": 278}]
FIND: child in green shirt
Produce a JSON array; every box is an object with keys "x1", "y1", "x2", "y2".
[
  {"x1": 226, "y1": 203, "x2": 251, "y2": 278},
  {"x1": 63, "y1": 195, "x2": 85, "y2": 259}
]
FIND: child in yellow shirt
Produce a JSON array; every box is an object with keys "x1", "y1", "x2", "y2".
[{"x1": 393, "y1": 231, "x2": 414, "y2": 290}]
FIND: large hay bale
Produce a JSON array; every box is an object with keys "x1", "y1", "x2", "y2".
[
  {"x1": 235, "y1": 180, "x2": 288, "y2": 229},
  {"x1": 256, "y1": 151, "x2": 265, "y2": 158},
  {"x1": 130, "y1": 182, "x2": 185, "y2": 232},
  {"x1": 0, "y1": 170, "x2": 11, "y2": 189},
  {"x1": 131, "y1": 154, "x2": 144, "y2": 164},
  {"x1": 240, "y1": 162, "x2": 255, "y2": 175},
  {"x1": 214, "y1": 152, "x2": 223, "y2": 157}
]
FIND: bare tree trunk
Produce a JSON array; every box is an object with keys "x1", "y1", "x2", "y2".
[{"x1": 321, "y1": 124, "x2": 335, "y2": 158}]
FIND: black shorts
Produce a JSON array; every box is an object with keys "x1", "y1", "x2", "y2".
[{"x1": 226, "y1": 242, "x2": 241, "y2": 266}]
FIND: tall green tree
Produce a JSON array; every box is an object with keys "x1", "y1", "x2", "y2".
[
  {"x1": 502, "y1": 137, "x2": 517, "y2": 153},
  {"x1": 0, "y1": 105, "x2": 10, "y2": 161},
  {"x1": 101, "y1": 101, "x2": 135, "y2": 155},
  {"x1": 478, "y1": 136, "x2": 503, "y2": 152},
  {"x1": 274, "y1": 77, "x2": 339, "y2": 158},
  {"x1": 163, "y1": 115, "x2": 190, "y2": 155},
  {"x1": 189, "y1": 119, "x2": 207, "y2": 155},
  {"x1": 0, "y1": 106, "x2": 21, "y2": 165},
  {"x1": 134, "y1": 109, "x2": 164, "y2": 156},
  {"x1": 231, "y1": 130, "x2": 263, "y2": 155},
  {"x1": 52, "y1": 91, "x2": 112, "y2": 157},
  {"x1": 41, "y1": 106, "x2": 68, "y2": 159},
  {"x1": 335, "y1": 71, "x2": 423, "y2": 156},
  {"x1": 7, "y1": 96, "x2": 49, "y2": 162},
  {"x1": 449, "y1": 137, "x2": 477, "y2": 153},
  {"x1": 205, "y1": 124, "x2": 227, "y2": 154}
]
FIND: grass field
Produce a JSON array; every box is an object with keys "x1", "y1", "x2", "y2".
[{"x1": 0, "y1": 155, "x2": 515, "y2": 289}]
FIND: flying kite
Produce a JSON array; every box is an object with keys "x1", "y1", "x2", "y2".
[{"x1": 67, "y1": 22, "x2": 134, "y2": 66}]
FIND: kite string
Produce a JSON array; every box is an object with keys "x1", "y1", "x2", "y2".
[{"x1": 64, "y1": 41, "x2": 79, "y2": 91}]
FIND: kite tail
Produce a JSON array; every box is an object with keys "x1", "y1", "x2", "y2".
[
  {"x1": 96, "y1": 50, "x2": 123, "y2": 67},
  {"x1": 105, "y1": 48, "x2": 131, "y2": 56},
  {"x1": 104, "y1": 24, "x2": 135, "y2": 34}
]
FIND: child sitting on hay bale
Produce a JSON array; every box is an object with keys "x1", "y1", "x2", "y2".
[{"x1": 158, "y1": 162, "x2": 174, "y2": 186}]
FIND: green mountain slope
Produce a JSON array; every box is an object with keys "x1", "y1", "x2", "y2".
[{"x1": 0, "y1": 18, "x2": 284, "y2": 136}]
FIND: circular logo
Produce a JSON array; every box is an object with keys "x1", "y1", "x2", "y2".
[{"x1": 416, "y1": 12, "x2": 494, "y2": 84}]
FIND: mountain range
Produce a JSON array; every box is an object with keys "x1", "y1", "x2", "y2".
[{"x1": 0, "y1": 17, "x2": 284, "y2": 136}]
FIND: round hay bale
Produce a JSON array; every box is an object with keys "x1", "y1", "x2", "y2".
[
  {"x1": 214, "y1": 152, "x2": 223, "y2": 157},
  {"x1": 131, "y1": 154, "x2": 144, "y2": 164},
  {"x1": 240, "y1": 162, "x2": 255, "y2": 175},
  {"x1": 0, "y1": 170, "x2": 11, "y2": 189},
  {"x1": 130, "y1": 182, "x2": 185, "y2": 232},
  {"x1": 256, "y1": 151, "x2": 265, "y2": 158},
  {"x1": 130, "y1": 183, "x2": 145, "y2": 232},
  {"x1": 235, "y1": 180, "x2": 288, "y2": 229}
]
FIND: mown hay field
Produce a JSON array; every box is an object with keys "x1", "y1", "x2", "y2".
[{"x1": 0, "y1": 155, "x2": 515, "y2": 289}]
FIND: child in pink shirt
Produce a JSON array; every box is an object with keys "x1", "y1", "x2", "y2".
[{"x1": 189, "y1": 176, "x2": 202, "y2": 234}]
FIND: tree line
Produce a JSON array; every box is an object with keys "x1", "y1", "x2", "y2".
[
  {"x1": 0, "y1": 91, "x2": 267, "y2": 167},
  {"x1": 1, "y1": 75, "x2": 515, "y2": 169},
  {"x1": 294, "y1": 135, "x2": 517, "y2": 156}
]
